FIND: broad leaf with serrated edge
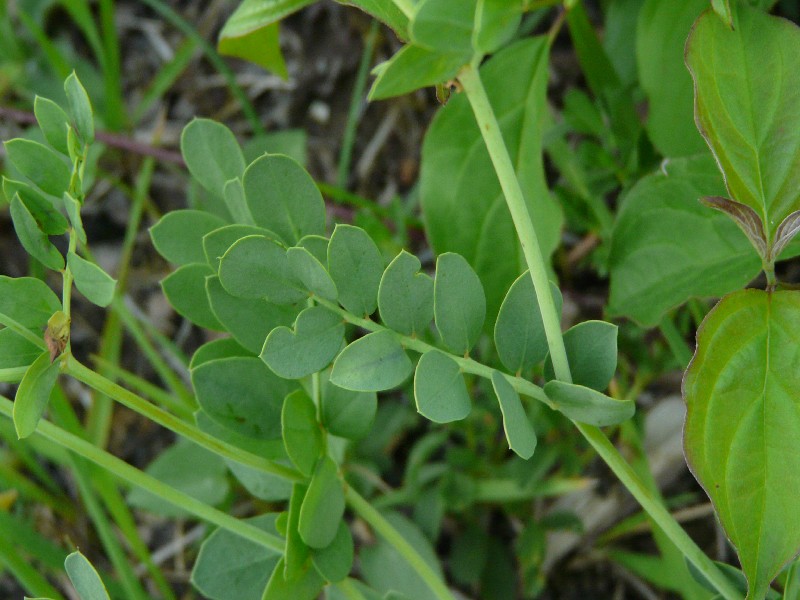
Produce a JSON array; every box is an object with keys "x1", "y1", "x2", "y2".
[
  {"x1": 686, "y1": 5, "x2": 800, "y2": 240},
  {"x1": 684, "y1": 289, "x2": 800, "y2": 599},
  {"x1": 421, "y1": 37, "x2": 561, "y2": 321}
]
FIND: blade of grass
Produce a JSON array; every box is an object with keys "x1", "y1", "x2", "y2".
[
  {"x1": 0, "y1": 394, "x2": 286, "y2": 552},
  {"x1": 337, "y1": 20, "x2": 379, "y2": 189},
  {"x1": 136, "y1": 0, "x2": 265, "y2": 135},
  {"x1": 0, "y1": 532, "x2": 65, "y2": 600},
  {"x1": 133, "y1": 38, "x2": 199, "y2": 124}
]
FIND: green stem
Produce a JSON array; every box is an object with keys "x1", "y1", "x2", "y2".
[
  {"x1": 458, "y1": 63, "x2": 572, "y2": 384},
  {"x1": 62, "y1": 232, "x2": 78, "y2": 321},
  {"x1": 577, "y1": 424, "x2": 741, "y2": 600},
  {"x1": 659, "y1": 314, "x2": 693, "y2": 367},
  {"x1": 313, "y1": 297, "x2": 552, "y2": 408},
  {"x1": 459, "y1": 61, "x2": 742, "y2": 600},
  {"x1": 337, "y1": 20, "x2": 379, "y2": 188},
  {"x1": 0, "y1": 531, "x2": 65, "y2": 600},
  {"x1": 345, "y1": 487, "x2": 453, "y2": 600},
  {"x1": 0, "y1": 395, "x2": 284, "y2": 553},
  {"x1": 65, "y1": 356, "x2": 301, "y2": 482}
]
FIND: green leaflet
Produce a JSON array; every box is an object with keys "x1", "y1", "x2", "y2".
[
  {"x1": 64, "y1": 72, "x2": 94, "y2": 145},
  {"x1": 413, "y1": 350, "x2": 471, "y2": 423},
  {"x1": 33, "y1": 96, "x2": 70, "y2": 155},
  {"x1": 219, "y1": 235, "x2": 306, "y2": 303},
  {"x1": 0, "y1": 276, "x2": 61, "y2": 331},
  {"x1": 327, "y1": 224, "x2": 384, "y2": 317},
  {"x1": 473, "y1": 0, "x2": 522, "y2": 55},
  {"x1": 434, "y1": 253, "x2": 485, "y2": 355},
  {"x1": 312, "y1": 521, "x2": 353, "y2": 583},
  {"x1": 686, "y1": 4, "x2": 800, "y2": 241},
  {"x1": 410, "y1": 0, "x2": 474, "y2": 55},
  {"x1": 67, "y1": 251, "x2": 116, "y2": 307},
  {"x1": 287, "y1": 246, "x2": 338, "y2": 302},
  {"x1": 220, "y1": 21, "x2": 287, "y2": 79},
  {"x1": 369, "y1": 45, "x2": 468, "y2": 101},
  {"x1": 684, "y1": 289, "x2": 800, "y2": 599},
  {"x1": 203, "y1": 224, "x2": 283, "y2": 271},
  {"x1": 0, "y1": 328, "x2": 42, "y2": 369},
  {"x1": 544, "y1": 320, "x2": 618, "y2": 392},
  {"x1": 191, "y1": 514, "x2": 281, "y2": 600},
  {"x1": 162, "y1": 263, "x2": 225, "y2": 330},
  {"x1": 281, "y1": 390, "x2": 323, "y2": 477},
  {"x1": 190, "y1": 338, "x2": 253, "y2": 369},
  {"x1": 340, "y1": 0, "x2": 409, "y2": 39},
  {"x1": 378, "y1": 250, "x2": 434, "y2": 337},
  {"x1": 320, "y1": 376, "x2": 377, "y2": 440},
  {"x1": 543, "y1": 381, "x2": 634, "y2": 427},
  {"x1": 4, "y1": 139, "x2": 71, "y2": 197},
  {"x1": 192, "y1": 356, "x2": 298, "y2": 440},
  {"x1": 299, "y1": 456, "x2": 345, "y2": 549},
  {"x1": 181, "y1": 118, "x2": 245, "y2": 201},
  {"x1": 64, "y1": 551, "x2": 109, "y2": 600},
  {"x1": 262, "y1": 306, "x2": 344, "y2": 379},
  {"x1": 420, "y1": 37, "x2": 562, "y2": 321},
  {"x1": 150, "y1": 209, "x2": 228, "y2": 266},
  {"x1": 636, "y1": 0, "x2": 707, "y2": 157},
  {"x1": 13, "y1": 352, "x2": 60, "y2": 439},
  {"x1": 285, "y1": 483, "x2": 310, "y2": 580},
  {"x1": 330, "y1": 330, "x2": 412, "y2": 392},
  {"x1": 494, "y1": 274, "x2": 561, "y2": 374},
  {"x1": 243, "y1": 153, "x2": 325, "y2": 245},
  {"x1": 608, "y1": 155, "x2": 762, "y2": 327},
  {"x1": 206, "y1": 276, "x2": 299, "y2": 353},
  {"x1": 4, "y1": 178, "x2": 69, "y2": 235},
  {"x1": 10, "y1": 194, "x2": 64, "y2": 271},
  {"x1": 490, "y1": 371, "x2": 536, "y2": 460},
  {"x1": 262, "y1": 557, "x2": 324, "y2": 600}
]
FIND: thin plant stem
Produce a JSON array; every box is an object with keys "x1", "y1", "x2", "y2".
[
  {"x1": 458, "y1": 63, "x2": 572, "y2": 384},
  {"x1": 0, "y1": 532, "x2": 65, "y2": 600},
  {"x1": 337, "y1": 20, "x2": 379, "y2": 189},
  {"x1": 65, "y1": 356, "x2": 301, "y2": 482},
  {"x1": 0, "y1": 395, "x2": 284, "y2": 553},
  {"x1": 458, "y1": 61, "x2": 743, "y2": 600},
  {"x1": 345, "y1": 486, "x2": 453, "y2": 600},
  {"x1": 312, "y1": 297, "x2": 553, "y2": 408},
  {"x1": 659, "y1": 314, "x2": 693, "y2": 367}
]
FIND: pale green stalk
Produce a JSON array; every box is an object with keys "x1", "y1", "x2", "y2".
[
  {"x1": 458, "y1": 62, "x2": 743, "y2": 600},
  {"x1": 0, "y1": 395, "x2": 284, "y2": 553},
  {"x1": 65, "y1": 356, "x2": 300, "y2": 482},
  {"x1": 345, "y1": 487, "x2": 453, "y2": 600}
]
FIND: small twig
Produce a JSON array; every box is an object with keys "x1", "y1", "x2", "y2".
[{"x1": 0, "y1": 106, "x2": 185, "y2": 165}]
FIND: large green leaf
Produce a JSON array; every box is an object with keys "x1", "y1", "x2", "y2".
[
  {"x1": 369, "y1": 45, "x2": 468, "y2": 101},
  {"x1": 410, "y1": 0, "x2": 473, "y2": 55},
  {"x1": 191, "y1": 514, "x2": 281, "y2": 600},
  {"x1": 4, "y1": 139, "x2": 71, "y2": 197},
  {"x1": 420, "y1": 37, "x2": 562, "y2": 321},
  {"x1": 686, "y1": 5, "x2": 800, "y2": 240},
  {"x1": 636, "y1": 0, "x2": 707, "y2": 157},
  {"x1": 339, "y1": 1, "x2": 409, "y2": 38},
  {"x1": 608, "y1": 155, "x2": 762, "y2": 327},
  {"x1": 684, "y1": 289, "x2": 800, "y2": 599}
]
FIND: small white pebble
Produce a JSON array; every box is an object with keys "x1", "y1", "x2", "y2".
[{"x1": 309, "y1": 100, "x2": 330, "y2": 124}]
